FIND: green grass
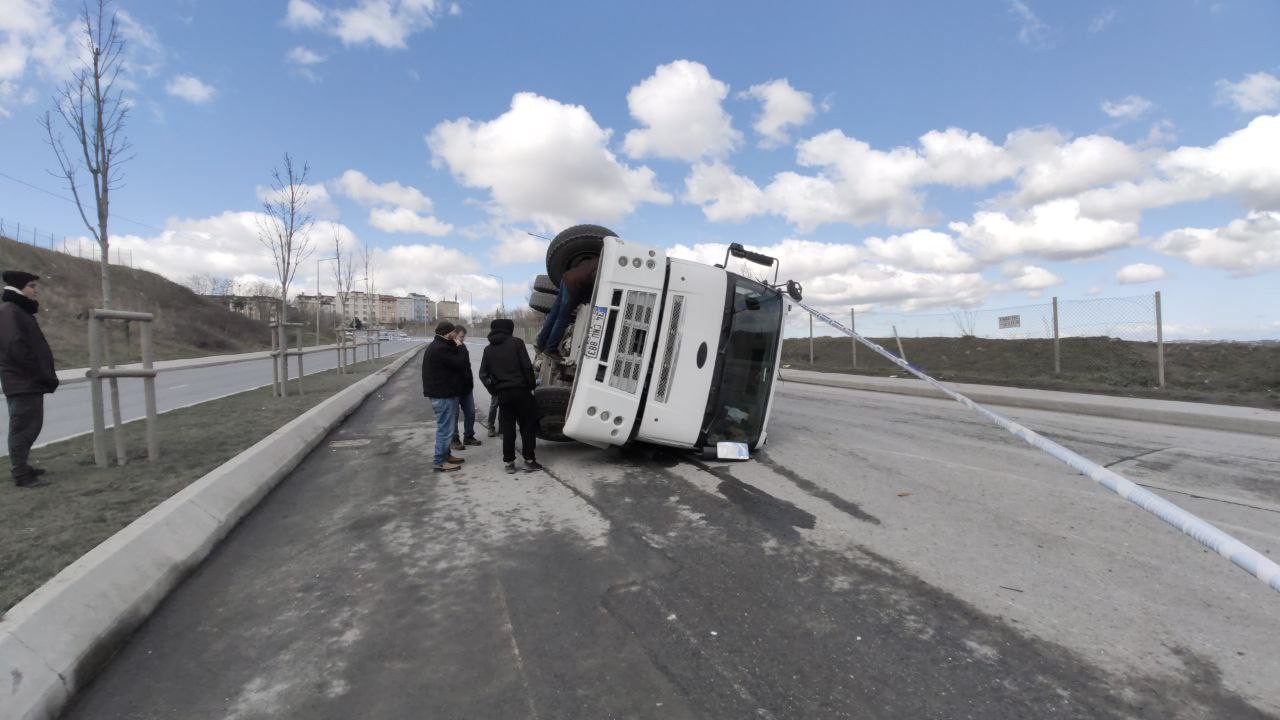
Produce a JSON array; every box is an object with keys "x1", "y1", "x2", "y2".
[{"x1": 0, "y1": 355, "x2": 400, "y2": 614}]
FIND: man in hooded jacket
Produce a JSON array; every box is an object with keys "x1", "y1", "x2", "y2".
[
  {"x1": 0, "y1": 270, "x2": 59, "y2": 487},
  {"x1": 479, "y1": 319, "x2": 543, "y2": 474}
]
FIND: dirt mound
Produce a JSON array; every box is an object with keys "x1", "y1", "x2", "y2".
[
  {"x1": 782, "y1": 334, "x2": 1280, "y2": 409},
  {"x1": 1, "y1": 235, "x2": 272, "y2": 368}
]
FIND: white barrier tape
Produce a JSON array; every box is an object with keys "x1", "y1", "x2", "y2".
[{"x1": 796, "y1": 301, "x2": 1280, "y2": 595}]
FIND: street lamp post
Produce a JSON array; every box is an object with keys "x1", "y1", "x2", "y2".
[
  {"x1": 487, "y1": 273, "x2": 504, "y2": 318},
  {"x1": 316, "y1": 256, "x2": 338, "y2": 347}
]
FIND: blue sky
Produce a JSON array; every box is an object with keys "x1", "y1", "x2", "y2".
[{"x1": 1, "y1": 0, "x2": 1277, "y2": 339}]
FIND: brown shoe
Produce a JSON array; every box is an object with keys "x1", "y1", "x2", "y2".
[
  {"x1": 446, "y1": 455, "x2": 465, "y2": 464},
  {"x1": 433, "y1": 462, "x2": 461, "y2": 472}
]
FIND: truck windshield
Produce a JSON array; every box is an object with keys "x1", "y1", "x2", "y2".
[{"x1": 703, "y1": 277, "x2": 784, "y2": 448}]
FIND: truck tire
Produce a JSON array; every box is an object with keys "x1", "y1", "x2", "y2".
[
  {"x1": 534, "y1": 273, "x2": 558, "y2": 294},
  {"x1": 533, "y1": 386, "x2": 573, "y2": 442},
  {"x1": 529, "y1": 289, "x2": 557, "y2": 314},
  {"x1": 546, "y1": 224, "x2": 615, "y2": 286}
]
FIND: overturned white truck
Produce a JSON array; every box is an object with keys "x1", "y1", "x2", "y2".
[{"x1": 528, "y1": 224, "x2": 803, "y2": 459}]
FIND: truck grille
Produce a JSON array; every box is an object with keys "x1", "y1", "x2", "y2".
[
  {"x1": 653, "y1": 294, "x2": 684, "y2": 403},
  {"x1": 609, "y1": 290, "x2": 657, "y2": 394}
]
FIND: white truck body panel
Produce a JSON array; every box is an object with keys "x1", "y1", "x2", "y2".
[
  {"x1": 563, "y1": 237, "x2": 667, "y2": 448},
  {"x1": 633, "y1": 259, "x2": 727, "y2": 448}
]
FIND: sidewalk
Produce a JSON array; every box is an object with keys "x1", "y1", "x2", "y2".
[{"x1": 779, "y1": 368, "x2": 1280, "y2": 437}]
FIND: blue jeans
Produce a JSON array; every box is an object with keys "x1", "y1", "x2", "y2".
[
  {"x1": 453, "y1": 392, "x2": 476, "y2": 441},
  {"x1": 537, "y1": 284, "x2": 579, "y2": 352},
  {"x1": 430, "y1": 397, "x2": 459, "y2": 465}
]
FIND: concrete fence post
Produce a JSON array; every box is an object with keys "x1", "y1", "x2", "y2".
[
  {"x1": 850, "y1": 308, "x2": 857, "y2": 369},
  {"x1": 88, "y1": 313, "x2": 108, "y2": 467},
  {"x1": 809, "y1": 313, "x2": 814, "y2": 364},
  {"x1": 1052, "y1": 296, "x2": 1061, "y2": 375},
  {"x1": 140, "y1": 321, "x2": 159, "y2": 460},
  {"x1": 1156, "y1": 291, "x2": 1165, "y2": 389}
]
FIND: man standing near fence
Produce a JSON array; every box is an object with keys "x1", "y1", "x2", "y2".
[{"x1": 0, "y1": 271, "x2": 59, "y2": 487}]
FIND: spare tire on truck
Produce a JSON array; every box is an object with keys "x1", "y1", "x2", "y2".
[
  {"x1": 533, "y1": 273, "x2": 558, "y2": 294},
  {"x1": 533, "y1": 385, "x2": 574, "y2": 441},
  {"x1": 546, "y1": 224, "x2": 615, "y2": 287},
  {"x1": 529, "y1": 289, "x2": 557, "y2": 314}
]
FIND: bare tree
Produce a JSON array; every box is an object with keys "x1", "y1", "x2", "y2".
[
  {"x1": 950, "y1": 308, "x2": 978, "y2": 337},
  {"x1": 42, "y1": 0, "x2": 133, "y2": 309},
  {"x1": 258, "y1": 154, "x2": 315, "y2": 393},
  {"x1": 211, "y1": 276, "x2": 235, "y2": 296},
  {"x1": 183, "y1": 272, "x2": 218, "y2": 295},
  {"x1": 258, "y1": 153, "x2": 316, "y2": 321},
  {"x1": 330, "y1": 224, "x2": 358, "y2": 370}
]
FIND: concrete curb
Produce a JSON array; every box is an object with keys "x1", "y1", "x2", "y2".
[
  {"x1": 779, "y1": 369, "x2": 1280, "y2": 437},
  {"x1": 0, "y1": 346, "x2": 424, "y2": 720},
  {"x1": 54, "y1": 341, "x2": 405, "y2": 386}
]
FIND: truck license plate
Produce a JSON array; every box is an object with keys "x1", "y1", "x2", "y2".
[{"x1": 584, "y1": 306, "x2": 608, "y2": 359}]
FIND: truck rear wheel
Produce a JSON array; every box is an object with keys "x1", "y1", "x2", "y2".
[
  {"x1": 533, "y1": 386, "x2": 574, "y2": 442},
  {"x1": 529, "y1": 289, "x2": 557, "y2": 314},
  {"x1": 546, "y1": 224, "x2": 615, "y2": 286},
  {"x1": 534, "y1": 273, "x2": 558, "y2": 294}
]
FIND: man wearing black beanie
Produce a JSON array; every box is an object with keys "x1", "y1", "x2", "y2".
[
  {"x1": 0, "y1": 270, "x2": 59, "y2": 487},
  {"x1": 479, "y1": 318, "x2": 543, "y2": 474}
]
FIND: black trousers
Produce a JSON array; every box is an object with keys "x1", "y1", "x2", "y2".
[
  {"x1": 7, "y1": 394, "x2": 44, "y2": 476},
  {"x1": 497, "y1": 388, "x2": 538, "y2": 463}
]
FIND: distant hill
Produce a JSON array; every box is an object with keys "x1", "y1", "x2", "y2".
[{"x1": 1, "y1": 235, "x2": 272, "y2": 369}]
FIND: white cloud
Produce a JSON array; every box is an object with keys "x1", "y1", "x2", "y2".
[
  {"x1": 285, "y1": 0, "x2": 326, "y2": 28},
  {"x1": 1152, "y1": 211, "x2": 1280, "y2": 274},
  {"x1": 741, "y1": 78, "x2": 815, "y2": 148},
  {"x1": 0, "y1": 0, "x2": 71, "y2": 117},
  {"x1": 1114, "y1": 262, "x2": 1166, "y2": 284},
  {"x1": 864, "y1": 229, "x2": 976, "y2": 273},
  {"x1": 1215, "y1": 72, "x2": 1280, "y2": 113},
  {"x1": 684, "y1": 162, "x2": 765, "y2": 223},
  {"x1": 1004, "y1": 128, "x2": 1149, "y2": 206},
  {"x1": 330, "y1": 169, "x2": 434, "y2": 212},
  {"x1": 808, "y1": 266, "x2": 989, "y2": 310},
  {"x1": 951, "y1": 198, "x2": 1139, "y2": 262},
  {"x1": 1101, "y1": 95, "x2": 1152, "y2": 120},
  {"x1": 427, "y1": 91, "x2": 671, "y2": 230},
  {"x1": 368, "y1": 207, "x2": 452, "y2": 236},
  {"x1": 669, "y1": 238, "x2": 862, "y2": 282},
  {"x1": 1077, "y1": 114, "x2": 1280, "y2": 220},
  {"x1": 1001, "y1": 262, "x2": 1061, "y2": 290},
  {"x1": 1090, "y1": 8, "x2": 1117, "y2": 32},
  {"x1": 623, "y1": 60, "x2": 742, "y2": 162},
  {"x1": 286, "y1": 46, "x2": 325, "y2": 65},
  {"x1": 486, "y1": 226, "x2": 547, "y2": 265},
  {"x1": 1009, "y1": 0, "x2": 1051, "y2": 48},
  {"x1": 285, "y1": 0, "x2": 451, "y2": 49},
  {"x1": 918, "y1": 128, "x2": 1018, "y2": 186},
  {"x1": 165, "y1": 74, "x2": 215, "y2": 103}
]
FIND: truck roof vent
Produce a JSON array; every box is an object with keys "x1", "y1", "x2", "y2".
[
  {"x1": 653, "y1": 294, "x2": 685, "y2": 403},
  {"x1": 609, "y1": 290, "x2": 657, "y2": 395}
]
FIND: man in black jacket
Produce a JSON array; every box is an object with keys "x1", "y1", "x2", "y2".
[
  {"x1": 421, "y1": 321, "x2": 470, "y2": 472},
  {"x1": 0, "y1": 271, "x2": 59, "y2": 487},
  {"x1": 450, "y1": 325, "x2": 482, "y2": 450},
  {"x1": 479, "y1": 318, "x2": 543, "y2": 474}
]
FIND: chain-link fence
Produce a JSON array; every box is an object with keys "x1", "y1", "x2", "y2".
[
  {"x1": 790, "y1": 293, "x2": 1167, "y2": 388},
  {"x1": 0, "y1": 217, "x2": 137, "y2": 266}
]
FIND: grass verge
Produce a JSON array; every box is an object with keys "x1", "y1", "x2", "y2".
[{"x1": 0, "y1": 355, "x2": 401, "y2": 613}]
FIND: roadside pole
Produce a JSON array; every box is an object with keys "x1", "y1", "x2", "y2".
[
  {"x1": 850, "y1": 308, "x2": 856, "y2": 369},
  {"x1": 1052, "y1": 296, "x2": 1060, "y2": 375},
  {"x1": 1156, "y1": 291, "x2": 1165, "y2": 389}
]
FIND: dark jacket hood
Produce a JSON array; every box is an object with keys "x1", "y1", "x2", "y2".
[
  {"x1": 2, "y1": 288, "x2": 38, "y2": 315},
  {"x1": 487, "y1": 318, "x2": 514, "y2": 345}
]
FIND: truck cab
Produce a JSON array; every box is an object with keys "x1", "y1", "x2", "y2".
[{"x1": 530, "y1": 225, "x2": 800, "y2": 459}]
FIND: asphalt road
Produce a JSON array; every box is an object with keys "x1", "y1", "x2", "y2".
[
  {"x1": 0, "y1": 340, "x2": 421, "y2": 453},
  {"x1": 63, "y1": 357, "x2": 1280, "y2": 719}
]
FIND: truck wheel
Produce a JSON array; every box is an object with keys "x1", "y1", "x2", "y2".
[
  {"x1": 546, "y1": 224, "x2": 615, "y2": 286},
  {"x1": 529, "y1": 289, "x2": 557, "y2": 314},
  {"x1": 534, "y1": 274, "x2": 558, "y2": 294},
  {"x1": 533, "y1": 386, "x2": 573, "y2": 442}
]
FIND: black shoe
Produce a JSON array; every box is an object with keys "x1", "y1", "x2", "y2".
[
  {"x1": 523, "y1": 459, "x2": 544, "y2": 472},
  {"x1": 487, "y1": 427, "x2": 498, "y2": 438},
  {"x1": 30, "y1": 467, "x2": 46, "y2": 477},
  {"x1": 464, "y1": 437, "x2": 482, "y2": 446},
  {"x1": 14, "y1": 474, "x2": 48, "y2": 488},
  {"x1": 505, "y1": 461, "x2": 518, "y2": 474}
]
